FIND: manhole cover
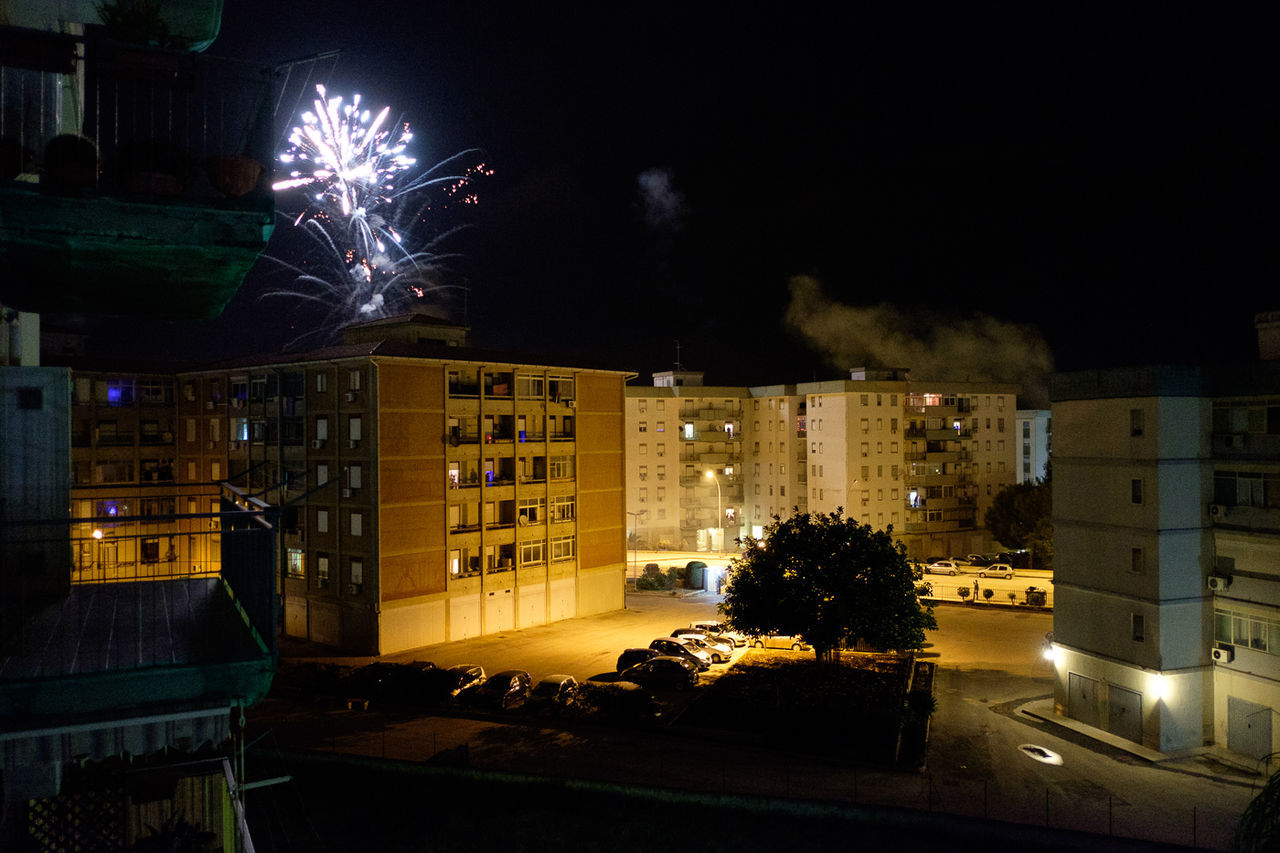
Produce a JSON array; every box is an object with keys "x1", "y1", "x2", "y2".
[{"x1": 1019, "y1": 744, "x2": 1064, "y2": 765}]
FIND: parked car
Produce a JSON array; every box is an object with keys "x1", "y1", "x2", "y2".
[
  {"x1": 978, "y1": 562, "x2": 1015, "y2": 579},
  {"x1": 616, "y1": 647, "x2": 659, "y2": 672},
  {"x1": 671, "y1": 628, "x2": 734, "y2": 660},
  {"x1": 689, "y1": 620, "x2": 746, "y2": 647},
  {"x1": 673, "y1": 633, "x2": 732, "y2": 663},
  {"x1": 966, "y1": 554, "x2": 994, "y2": 567},
  {"x1": 337, "y1": 661, "x2": 437, "y2": 706},
  {"x1": 619, "y1": 656, "x2": 700, "y2": 691},
  {"x1": 926, "y1": 559, "x2": 962, "y2": 576},
  {"x1": 750, "y1": 634, "x2": 811, "y2": 651},
  {"x1": 529, "y1": 674, "x2": 579, "y2": 708},
  {"x1": 467, "y1": 669, "x2": 532, "y2": 711},
  {"x1": 421, "y1": 664, "x2": 486, "y2": 702},
  {"x1": 649, "y1": 637, "x2": 711, "y2": 670}
]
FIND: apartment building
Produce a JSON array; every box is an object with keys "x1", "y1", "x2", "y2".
[
  {"x1": 625, "y1": 367, "x2": 1020, "y2": 560},
  {"x1": 1051, "y1": 323, "x2": 1280, "y2": 755},
  {"x1": 624, "y1": 370, "x2": 748, "y2": 551},
  {"x1": 59, "y1": 320, "x2": 630, "y2": 656},
  {"x1": 797, "y1": 369, "x2": 1019, "y2": 560},
  {"x1": 1017, "y1": 409, "x2": 1052, "y2": 484},
  {"x1": 0, "y1": 4, "x2": 278, "y2": 842}
]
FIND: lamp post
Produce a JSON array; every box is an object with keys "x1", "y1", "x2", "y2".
[
  {"x1": 704, "y1": 469, "x2": 722, "y2": 552},
  {"x1": 625, "y1": 510, "x2": 647, "y2": 579}
]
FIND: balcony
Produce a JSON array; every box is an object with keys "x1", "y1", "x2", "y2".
[{"x1": 0, "y1": 27, "x2": 275, "y2": 319}]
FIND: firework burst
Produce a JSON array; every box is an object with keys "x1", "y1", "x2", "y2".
[{"x1": 266, "y1": 84, "x2": 490, "y2": 343}]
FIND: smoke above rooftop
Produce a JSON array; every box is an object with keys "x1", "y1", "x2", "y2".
[{"x1": 783, "y1": 275, "x2": 1053, "y2": 408}]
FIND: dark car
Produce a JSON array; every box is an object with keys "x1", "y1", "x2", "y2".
[
  {"x1": 337, "y1": 661, "x2": 437, "y2": 706},
  {"x1": 529, "y1": 674, "x2": 579, "y2": 709},
  {"x1": 419, "y1": 664, "x2": 486, "y2": 703},
  {"x1": 467, "y1": 669, "x2": 533, "y2": 711},
  {"x1": 619, "y1": 656, "x2": 700, "y2": 691},
  {"x1": 649, "y1": 637, "x2": 711, "y2": 670},
  {"x1": 616, "y1": 647, "x2": 659, "y2": 672}
]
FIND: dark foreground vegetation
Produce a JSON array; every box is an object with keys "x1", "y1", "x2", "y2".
[{"x1": 681, "y1": 650, "x2": 934, "y2": 767}]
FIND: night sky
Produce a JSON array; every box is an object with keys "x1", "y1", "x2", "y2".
[{"x1": 113, "y1": 3, "x2": 1280, "y2": 401}]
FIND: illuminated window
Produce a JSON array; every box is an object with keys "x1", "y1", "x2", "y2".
[
  {"x1": 520, "y1": 539, "x2": 546, "y2": 566},
  {"x1": 551, "y1": 535, "x2": 576, "y2": 561},
  {"x1": 317, "y1": 509, "x2": 329, "y2": 533},
  {"x1": 287, "y1": 547, "x2": 304, "y2": 579}
]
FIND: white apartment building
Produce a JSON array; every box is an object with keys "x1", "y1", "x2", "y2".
[
  {"x1": 626, "y1": 367, "x2": 1020, "y2": 560},
  {"x1": 1017, "y1": 408, "x2": 1052, "y2": 484},
  {"x1": 1051, "y1": 324, "x2": 1280, "y2": 756},
  {"x1": 625, "y1": 370, "x2": 748, "y2": 551}
]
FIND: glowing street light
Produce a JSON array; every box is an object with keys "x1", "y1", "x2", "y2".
[
  {"x1": 705, "y1": 469, "x2": 722, "y2": 552},
  {"x1": 626, "y1": 510, "x2": 647, "y2": 579}
]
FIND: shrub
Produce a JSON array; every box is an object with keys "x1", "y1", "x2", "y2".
[
  {"x1": 982, "y1": 587, "x2": 994, "y2": 603},
  {"x1": 957, "y1": 587, "x2": 970, "y2": 601}
]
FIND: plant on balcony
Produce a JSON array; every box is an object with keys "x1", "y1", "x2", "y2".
[{"x1": 95, "y1": 0, "x2": 187, "y2": 49}]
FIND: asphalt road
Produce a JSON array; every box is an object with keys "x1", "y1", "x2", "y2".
[{"x1": 260, "y1": 594, "x2": 1257, "y2": 850}]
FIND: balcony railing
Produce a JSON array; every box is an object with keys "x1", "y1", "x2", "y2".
[{"x1": 0, "y1": 26, "x2": 276, "y2": 319}]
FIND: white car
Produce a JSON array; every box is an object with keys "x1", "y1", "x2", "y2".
[
  {"x1": 926, "y1": 560, "x2": 962, "y2": 576},
  {"x1": 673, "y1": 632, "x2": 733, "y2": 663},
  {"x1": 977, "y1": 563, "x2": 1015, "y2": 579},
  {"x1": 689, "y1": 620, "x2": 747, "y2": 647}
]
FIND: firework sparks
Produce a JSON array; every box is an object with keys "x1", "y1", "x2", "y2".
[{"x1": 266, "y1": 84, "x2": 489, "y2": 343}]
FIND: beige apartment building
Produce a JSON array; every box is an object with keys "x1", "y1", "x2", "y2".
[
  {"x1": 1051, "y1": 319, "x2": 1280, "y2": 755},
  {"x1": 61, "y1": 317, "x2": 631, "y2": 655},
  {"x1": 626, "y1": 367, "x2": 1020, "y2": 560}
]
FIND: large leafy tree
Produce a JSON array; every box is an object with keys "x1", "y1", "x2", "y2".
[
  {"x1": 984, "y1": 480, "x2": 1053, "y2": 567},
  {"x1": 719, "y1": 509, "x2": 936, "y2": 662}
]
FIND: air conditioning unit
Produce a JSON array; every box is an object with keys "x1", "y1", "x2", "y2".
[
  {"x1": 1209, "y1": 504, "x2": 1229, "y2": 518},
  {"x1": 1211, "y1": 646, "x2": 1235, "y2": 663},
  {"x1": 1207, "y1": 575, "x2": 1232, "y2": 592},
  {"x1": 566, "y1": 400, "x2": 576, "y2": 408},
  {"x1": 341, "y1": 487, "x2": 352, "y2": 498},
  {"x1": 348, "y1": 439, "x2": 359, "y2": 449},
  {"x1": 312, "y1": 439, "x2": 326, "y2": 449}
]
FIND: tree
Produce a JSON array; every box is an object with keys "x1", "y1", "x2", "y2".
[
  {"x1": 984, "y1": 480, "x2": 1053, "y2": 567},
  {"x1": 719, "y1": 509, "x2": 937, "y2": 662}
]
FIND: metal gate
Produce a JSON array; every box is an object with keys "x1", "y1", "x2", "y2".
[{"x1": 1228, "y1": 695, "x2": 1273, "y2": 760}]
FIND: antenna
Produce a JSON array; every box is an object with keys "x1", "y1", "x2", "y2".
[{"x1": 674, "y1": 339, "x2": 682, "y2": 371}]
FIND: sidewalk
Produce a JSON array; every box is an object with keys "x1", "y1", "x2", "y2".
[{"x1": 1018, "y1": 698, "x2": 1264, "y2": 785}]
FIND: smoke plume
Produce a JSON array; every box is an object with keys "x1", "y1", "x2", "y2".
[{"x1": 784, "y1": 276, "x2": 1054, "y2": 408}]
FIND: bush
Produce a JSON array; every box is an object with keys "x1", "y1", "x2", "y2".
[
  {"x1": 957, "y1": 587, "x2": 970, "y2": 601},
  {"x1": 566, "y1": 682, "x2": 661, "y2": 725}
]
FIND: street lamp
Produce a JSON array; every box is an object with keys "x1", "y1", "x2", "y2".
[
  {"x1": 625, "y1": 510, "x2": 647, "y2": 579},
  {"x1": 704, "y1": 469, "x2": 722, "y2": 552}
]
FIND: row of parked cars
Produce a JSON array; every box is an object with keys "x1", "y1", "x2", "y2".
[
  {"x1": 922, "y1": 555, "x2": 1017, "y2": 578},
  {"x1": 612, "y1": 621, "x2": 811, "y2": 692},
  {"x1": 320, "y1": 660, "x2": 580, "y2": 714}
]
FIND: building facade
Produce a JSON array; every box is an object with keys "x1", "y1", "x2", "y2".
[
  {"x1": 59, "y1": 329, "x2": 630, "y2": 656},
  {"x1": 625, "y1": 367, "x2": 1020, "y2": 560},
  {"x1": 1016, "y1": 408, "x2": 1052, "y2": 484},
  {"x1": 1051, "y1": 349, "x2": 1280, "y2": 756}
]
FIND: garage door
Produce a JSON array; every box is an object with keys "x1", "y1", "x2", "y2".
[
  {"x1": 1229, "y1": 696, "x2": 1273, "y2": 760},
  {"x1": 1067, "y1": 672, "x2": 1101, "y2": 730}
]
